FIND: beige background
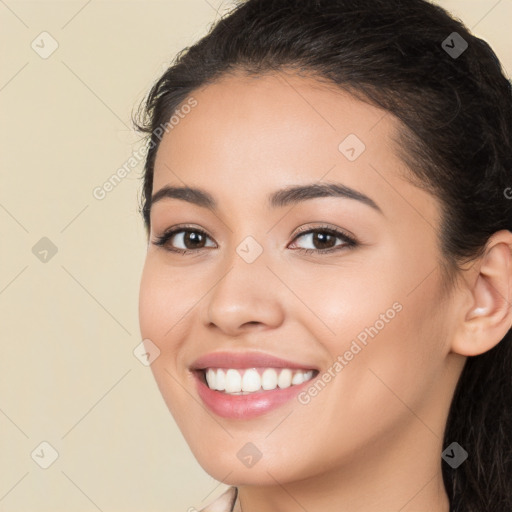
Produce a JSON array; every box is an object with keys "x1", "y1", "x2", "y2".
[{"x1": 0, "y1": 1, "x2": 510, "y2": 511}]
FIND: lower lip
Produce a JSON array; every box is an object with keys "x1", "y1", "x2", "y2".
[{"x1": 193, "y1": 371, "x2": 315, "y2": 419}]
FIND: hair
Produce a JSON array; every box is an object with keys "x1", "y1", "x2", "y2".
[{"x1": 132, "y1": 1, "x2": 512, "y2": 510}]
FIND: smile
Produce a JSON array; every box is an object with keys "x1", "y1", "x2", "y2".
[
  {"x1": 193, "y1": 367, "x2": 319, "y2": 419},
  {"x1": 204, "y1": 367, "x2": 316, "y2": 394},
  {"x1": 190, "y1": 351, "x2": 320, "y2": 419}
]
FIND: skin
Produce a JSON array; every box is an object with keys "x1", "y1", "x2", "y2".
[{"x1": 138, "y1": 70, "x2": 512, "y2": 512}]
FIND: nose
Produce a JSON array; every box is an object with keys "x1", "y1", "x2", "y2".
[{"x1": 201, "y1": 251, "x2": 286, "y2": 336}]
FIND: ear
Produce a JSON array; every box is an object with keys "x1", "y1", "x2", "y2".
[{"x1": 451, "y1": 229, "x2": 512, "y2": 357}]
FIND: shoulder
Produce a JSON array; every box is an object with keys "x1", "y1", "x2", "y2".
[{"x1": 198, "y1": 486, "x2": 239, "y2": 512}]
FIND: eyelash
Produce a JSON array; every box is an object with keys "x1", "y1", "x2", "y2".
[{"x1": 152, "y1": 224, "x2": 358, "y2": 256}]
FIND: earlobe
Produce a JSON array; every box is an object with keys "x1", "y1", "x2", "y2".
[{"x1": 451, "y1": 230, "x2": 512, "y2": 357}]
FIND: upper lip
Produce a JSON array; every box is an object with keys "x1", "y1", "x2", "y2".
[{"x1": 190, "y1": 351, "x2": 319, "y2": 371}]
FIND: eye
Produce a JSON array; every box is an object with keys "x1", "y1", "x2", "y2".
[
  {"x1": 152, "y1": 223, "x2": 358, "y2": 256},
  {"x1": 288, "y1": 225, "x2": 357, "y2": 255},
  {"x1": 152, "y1": 225, "x2": 216, "y2": 254}
]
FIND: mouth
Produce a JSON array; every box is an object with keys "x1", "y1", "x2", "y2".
[
  {"x1": 191, "y1": 366, "x2": 319, "y2": 419},
  {"x1": 196, "y1": 367, "x2": 318, "y2": 395},
  {"x1": 189, "y1": 351, "x2": 320, "y2": 419}
]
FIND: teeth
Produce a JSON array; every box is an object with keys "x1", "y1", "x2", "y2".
[
  {"x1": 242, "y1": 369, "x2": 261, "y2": 392},
  {"x1": 261, "y1": 368, "x2": 277, "y2": 390},
  {"x1": 215, "y1": 369, "x2": 226, "y2": 390},
  {"x1": 204, "y1": 368, "x2": 315, "y2": 395},
  {"x1": 225, "y1": 369, "x2": 242, "y2": 393},
  {"x1": 277, "y1": 368, "x2": 292, "y2": 389},
  {"x1": 206, "y1": 368, "x2": 216, "y2": 390},
  {"x1": 291, "y1": 371, "x2": 305, "y2": 385}
]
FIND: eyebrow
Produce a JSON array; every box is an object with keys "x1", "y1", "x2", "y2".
[{"x1": 150, "y1": 182, "x2": 383, "y2": 214}]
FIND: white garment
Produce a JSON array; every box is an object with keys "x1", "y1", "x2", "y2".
[{"x1": 199, "y1": 486, "x2": 240, "y2": 512}]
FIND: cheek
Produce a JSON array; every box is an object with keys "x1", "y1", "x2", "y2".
[
  {"x1": 323, "y1": 274, "x2": 447, "y2": 429},
  {"x1": 301, "y1": 252, "x2": 448, "y2": 425},
  {"x1": 138, "y1": 260, "x2": 186, "y2": 398},
  {"x1": 138, "y1": 258, "x2": 200, "y2": 411},
  {"x1": 138, "y1": 259, "x2": 165, "y2": 338},
  {"x1": 138, "y1": 257, "x2": 193, "y2": 340}
]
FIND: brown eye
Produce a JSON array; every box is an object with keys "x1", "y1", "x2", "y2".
[
  {"x1": 310, "y1": 231, "x2": 337, "y2": 250},
  {"x1": 179, "y1": 230, "x2": 208, "y2": 249},
  {"x1": 153, "y1": 227, "x2": 216, "y2": 253},
  {"x1": 289, "y1": 226, "x2": 357, "y2": 255}
]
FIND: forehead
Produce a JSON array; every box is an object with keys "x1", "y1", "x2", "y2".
[
  {"x1": 154, "y1": 71, "x2": 395, "y2": 175},
  {"x1": 151, "y1": 70, "x2": 439, "y2": 229},
  {"x1": 156, "y1": 70, "x2": 396, "y2": 160}
]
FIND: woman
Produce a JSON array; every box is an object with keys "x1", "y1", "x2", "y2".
[{"x1": 135, "y1": 0, "x2": 512, "y2": 510}]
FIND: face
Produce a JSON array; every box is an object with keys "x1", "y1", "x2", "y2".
[{"x1": 138, "y1": 71, "x2": 462, "y2": 486}]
